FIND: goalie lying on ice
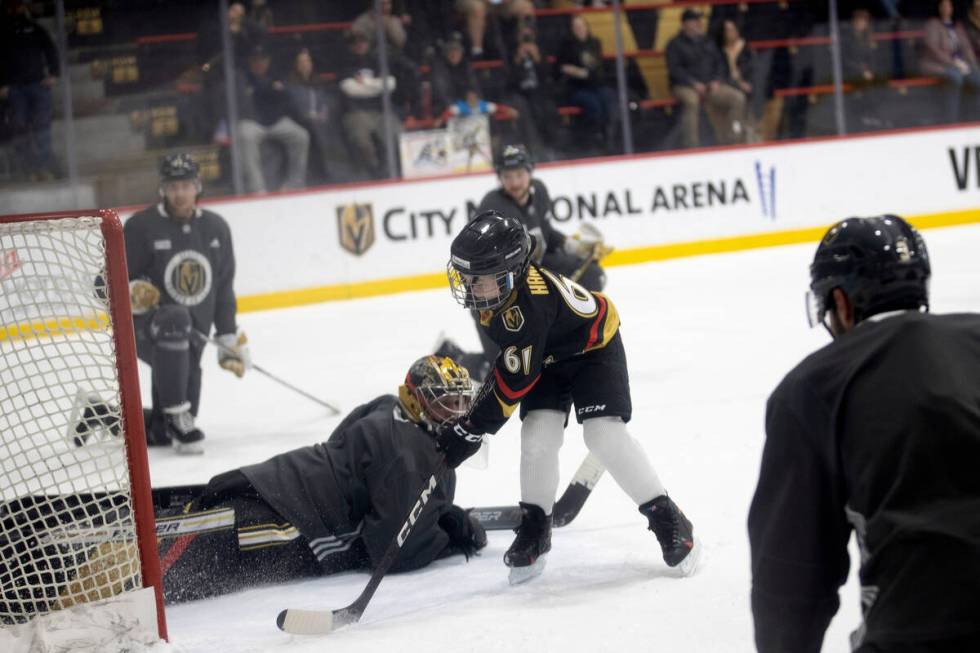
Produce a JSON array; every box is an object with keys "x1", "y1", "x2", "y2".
[{"x1": 152, "y1": 355, "x2": 486, "y2": 603}]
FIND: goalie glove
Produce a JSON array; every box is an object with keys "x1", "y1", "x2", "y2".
[
  {"x1": 438, "y1": 505, "x2": 488, "y2": 560},
  {"x1": 216, "y1": 330, "x2": 251, "y2": 378},
  {"x1": 129, "y1": 279, "x2": 160, "y2": 314}
]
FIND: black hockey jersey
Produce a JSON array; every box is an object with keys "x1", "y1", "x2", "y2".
[
  {"x1": 466, "y1": 264, "x2": 620, "y2": 435},
  {"x1": 749, "y1": 311, "x2": 980, "y2": 651},
  {"x1": 124, "y1": 203, "x2": 237, "y2": 336},
  {"x1": 478, "y1": 179, "x2": 567, "y2": 263},
  {"x1": 241, "y1": 395, "x2": 458, "y2": 573}
]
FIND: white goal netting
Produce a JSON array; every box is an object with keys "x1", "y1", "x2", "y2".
[{"x1": 0, "y1": 216, "x2": 145, "y2": 629}]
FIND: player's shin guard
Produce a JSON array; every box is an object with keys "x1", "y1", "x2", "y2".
[
  {"x1": 582, "y1": 416, "x2": 665, "y2": 504},
  {"x1": 520, "y1": 410, "x2": 565, "y2": 514}
]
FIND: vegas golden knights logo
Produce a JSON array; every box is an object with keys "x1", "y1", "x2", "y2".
[
  {"x1": 337, "y1": 203, "x2": 375, "y2": 256},
  {"x1": 502, "y1": 306, "x2": 525, "y2": 332},
  {"x1": 176, "y1": 260, "x2": 205, "y2": 296}
]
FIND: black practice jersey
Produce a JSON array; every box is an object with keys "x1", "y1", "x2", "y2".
[
  {"x1": 478, "y1": 179, "x2": 567, "y2": 263},
  {"x1": 124, "y1": 203, "x2": 237, "y2": 336},
  {"x1": 749, "y1": 312, "x2": 980, "y2": 651},
  {"x1": 241, "y1": 395, "x2": 458, "y2": 573},
  {"x1": 467, "y1": 264, "x2": 621, "y2": 435}
]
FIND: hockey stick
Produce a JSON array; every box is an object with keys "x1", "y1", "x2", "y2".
[
  {"x1": 470, "y1": 452, "x2": 606, "y2": 530},
  {"x1": 276, "y1": 461, "x2": 448, "y2": 635},
  {"x1": 194, "y1": 330, "x2": 341, "y2": 415}
]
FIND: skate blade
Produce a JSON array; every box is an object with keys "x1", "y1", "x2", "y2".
[
  {"x1": 675, "y1": 537, "x2": 702, "y2": 577},
  {"x1": 173, "y1": 440, "x2": 205, "y2": 455},
  {"x1": 508, "y1": 555, "x2": 547, "y2": 585}
]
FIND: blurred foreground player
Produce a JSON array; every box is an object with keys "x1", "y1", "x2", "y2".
[
  {"x1": 124, "y1": 153, "x2": 249, "y2": 454},
  {"x1": 155, "y1": 355, "x2": 486, "y2": 603},
  {"x1": 436, "y1": 144, "x2": 611, "y2": 380},
  {"x1": 437, "y1": 211, "x2": 698, "y2": 584},
  {"x1": 749, "y1": 215, "x2": 980, "y2": 652}
]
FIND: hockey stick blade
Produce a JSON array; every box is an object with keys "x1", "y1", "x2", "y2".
[
  {"x1": 472, "y1": 453, "x2": 606, "y2": 531},
  {"x1": 276, "y1": 464, "x2": 447, "y2": 635}
]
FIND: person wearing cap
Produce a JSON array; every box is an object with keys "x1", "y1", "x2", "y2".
[
  {"x1": 121, "y1": 153, "x2": 248, "y2": 455},
  {"x1": 231, "y1": 44, "x2": 311, "y2": 193},
  {"x1": 666, "y1": 8, "x2": 746, "y2": 148}
]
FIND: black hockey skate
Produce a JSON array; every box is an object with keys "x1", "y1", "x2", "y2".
[
  {"x1": 69, "y1": 391, "x2": 121, "y2": 446},
  {"x1": 504, "y1": 502, "x2": 552, "y2": 585},
  {"x1": 639, "y1": 495, "x2": 700, "y2": 576},
  {"x1": 164, "y1": 406, "x2": 205, "y2": 455}
]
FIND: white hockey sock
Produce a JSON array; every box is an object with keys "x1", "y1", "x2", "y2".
[
  {"x1": 582, "y1": 416, "x2": 665, "y2": 505},
  {"x1": 520, "y1": 410, "x2": 566, "y2": 514}
]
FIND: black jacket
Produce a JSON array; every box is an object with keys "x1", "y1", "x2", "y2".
[
  {"x1": 665, "y1": 31, "x2": 724, "y2": 87},
  {"x1": 556, "y1": 36, "x2": 604, "y2": 92},
  {"x1": 431, "y1": 57, "x2": 479, "y2": 115},
  {"x1": 124, "y1": 203, "x2": 238, "y2": 337},
  {"x1": 750, "y1": 312, "x2": 980, "y2": 651},
  {"x1": 234, "y1": 70, "x2": 297, "y2": 127},
  {"x1": 478, "y1": 180, "x2": 566, "y2": 263},
  {"x1": 0, "y1": 14, "x2": 59, "y2": 85},
  {"x1": 241, "y1": 395, "x2": 460, "y2": 573}
]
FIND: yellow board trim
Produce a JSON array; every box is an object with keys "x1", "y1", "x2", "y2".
[{"x1": 235, "y1": 208, "x2": 980, "y2": 313}]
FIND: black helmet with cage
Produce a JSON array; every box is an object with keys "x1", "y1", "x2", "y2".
[
  {"x1": 806, "y1": 215, "x2": 930, "y2": 330},
  {"x1": 447, "y1": 210, "x2": 533, "y2": 310},
  {"x1": 398, "y1": 355, "x2": 475, "y2": 431},
  {"x1": 495, "y1": 143, "x2": 533, "y2": 175}
]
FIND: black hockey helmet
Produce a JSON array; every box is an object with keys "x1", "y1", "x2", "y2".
[
  {"x1": 398, "y1": 355, "x2": 475, "y2": 431},
  {"x1": 807, "y1": 215, "x2": 930, "y2": 328},
  {"x1": 160, "y1": 153, "x2": 200, "y2": 182},
  {"x1": 496, "y1": 143, "x2": 533, "y2": 174},
  {"x1": 447, "y1": 210, "x2": 533, "y2": 310}
]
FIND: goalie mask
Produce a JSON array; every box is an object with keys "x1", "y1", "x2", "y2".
[
  {"x1": 806, "y1": 215, "x2": 930, "y2": 330},
  {"x1": 398, "y1": 355, "x2": 475, "y2": 430},
  {"x1": 448, "y1": 210, "x2": 532, "y2": 310}
]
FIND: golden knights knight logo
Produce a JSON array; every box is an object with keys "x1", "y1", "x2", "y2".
[
  {"x1": 337, "y1": 203, "x2": 375, "y2": 256},
  {"x1": 164, "y1": 250, "x2": 212, "y2": 306},
  {"x1": 502, "y1": 306, "x2": 525, "y2": 332}
]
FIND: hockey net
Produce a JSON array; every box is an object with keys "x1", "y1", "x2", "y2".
[{"x1": 0, "y1": 210, "x2": 166, "y2": 648}]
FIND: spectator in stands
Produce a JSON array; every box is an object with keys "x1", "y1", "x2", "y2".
[
  {"x1": 718, "y1": 19, "x2": 755, "y2": 142},
  {"x1": 431, "y1": 32, "x2": 480, "y2": 116},
  {"x1": 234, "y1": 45, "x2": 310, "y2": 193},
  {"x1": 556, "y1": 15, "x2": 613, "y2": 149},
  {"x1": 666, "y1": 8, "x2": 746, "y2": 148},
  {"x1": 841, "y1": 7, "x2": 884, "y2": 129},
  {"x1": 456, "y1": 0, "x2": 534, "y2": 59},
  {"x1": 199, "y1": 1, "x2": 266, "y2": 74},
  {"x1": 352, "y1": 0, "x2": 408, "y2": 52},
  {"x1": 0, "y1": 0, "x2": 59, "y2": 181},
  {"x1": 963, "y1": 0, "x2": 980, "y2": 63},
  {"x1": 286, "y1": 48, "x2": 349, "y2": 185},
  {"x1": 920, "y1": 0, "x2": 980, "y2": 124},
  {"x1": 506, "y1": 23, "x2": 560, "y2": 158},
  {"x1": 339, "y1": 30, "x2": 401, "y2": 179}
]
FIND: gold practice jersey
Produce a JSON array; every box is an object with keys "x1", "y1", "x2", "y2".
[{"x1": 466, "y1": 264, "x2": 620, "y2": 434}]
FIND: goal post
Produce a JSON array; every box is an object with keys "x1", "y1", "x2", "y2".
[{"x1": 0, "y1": 209, "x2": 167, "y2": 644}]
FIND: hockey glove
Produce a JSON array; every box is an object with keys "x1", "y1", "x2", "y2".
[
  {"x1": 438, "y1": 505, "x2": 488, "y2": 560},
  {"x1": 129, "y1": 279, "x2": 161, "y2": 314},
  {"x1": 216, "y1": 330, "x2": 251, "y2": 378},
  {"x1": 435, "y1": 420, "x2": 484, "y2": 468}
]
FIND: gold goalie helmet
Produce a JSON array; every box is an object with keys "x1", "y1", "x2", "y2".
[{"x1": 398, "y1": 355, "x2": 475, "y2": 430}]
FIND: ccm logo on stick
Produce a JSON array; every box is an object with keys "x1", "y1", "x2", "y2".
[
  {"x1": 397, "y1": 475, "x2": 438, "y2": 546},
  {"x1": 577, "y1": 404, "x2": 606, "y2": 415}
]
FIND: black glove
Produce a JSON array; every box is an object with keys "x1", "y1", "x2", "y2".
[
  {"x1": 438, "y1": 505, "x2": 488, "y2": 560},
  {"x1": 435, "y1": 420, "x2": 484, "y2": 468}
]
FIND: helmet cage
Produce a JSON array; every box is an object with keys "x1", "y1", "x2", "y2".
[
  {"x1": 398, "y1": 356, "x2": 475, "y2": 429},
  {"x1": 447, "y1": 263, "x2": 518, "y2": 310}
]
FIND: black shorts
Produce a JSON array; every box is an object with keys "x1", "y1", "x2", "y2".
[{"x1": 520, "y1": 331, "x2": 631, "y2": 424}]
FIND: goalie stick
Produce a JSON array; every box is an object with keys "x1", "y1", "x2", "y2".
[
  {"x1": 470, "y1": 452, "x2": 606, "y2": 530},
  {"x1": 276, "y1": 461, "x2": 448, "y2": 636}
]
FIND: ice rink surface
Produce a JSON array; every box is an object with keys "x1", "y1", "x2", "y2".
[{"x1": 150, "y1": 223, "x2": 980, "y2": 653}]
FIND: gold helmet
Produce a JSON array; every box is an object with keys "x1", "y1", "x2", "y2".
[{"x1": 398, "y1": 355, "x2": 475, "y2": 430}]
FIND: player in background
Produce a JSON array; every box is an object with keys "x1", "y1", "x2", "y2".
[
  {"x1": 437, "y1": 211, "x2": 698, "y2": 584},
  {"x1": 124, "y1": 153, "x2": 248, "y2": 454},
  {"x1": 435, "y1": 143, "x2": 611, "y2": 380},
  {"x1": 154, "y1": 355, "x2": 486, "y2": 603},
  {"x1": 749, "y1": 216, "x2": 980, "y2": 652}
]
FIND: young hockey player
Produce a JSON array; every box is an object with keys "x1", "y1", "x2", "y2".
[
  {"x1": 750, "y1": 215, "x2": 980, "y2": 652},
  {"x1": 154, "y1": 355, "x2": 486, "y2": 603},
  {"x1": 437, "y1": 210, "x2": 699, "y2": 584}
]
